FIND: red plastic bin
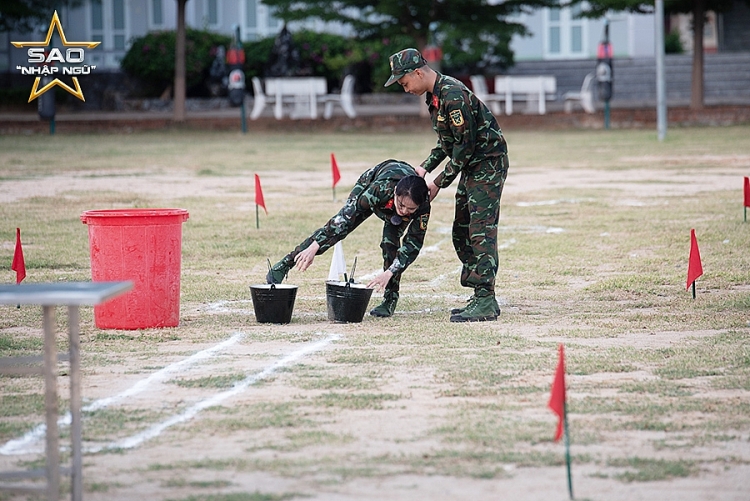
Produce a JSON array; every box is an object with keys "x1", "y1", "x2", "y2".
[{"x1": 80, "y1": 209, "x2": 189, "y2": 329}]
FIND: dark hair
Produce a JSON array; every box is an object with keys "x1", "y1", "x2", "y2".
[{"x1": 395, "y1": 175, "x2": 429, "y2": 206}]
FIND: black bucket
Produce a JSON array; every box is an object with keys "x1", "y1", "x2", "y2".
[
  {"x1": 250, "y1": 284, "x2": 298, "y2": 324},
  {"x1": 326, "y1": 281, "x2": 373, "y2": 323}
]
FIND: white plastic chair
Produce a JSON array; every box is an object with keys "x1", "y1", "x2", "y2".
[
  {"x1": 250, "y1": 77, "x2": 272, "y2": 119},
  {"x1": 469, "y1": 75, "x2": 503, "y2": 116},
  {"x1": 563, "y1": 73, "x2": 596, "y2": 114},
  {"x1": 321, "y1": 74, "x2": 357, "y2": 119}
]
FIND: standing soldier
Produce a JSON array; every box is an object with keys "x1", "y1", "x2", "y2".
[
  {"x1": 384, "y1": 48, "x2": 509, "y2": 322},
  {"x1": 266, "y1": 159, "x2": 431, "y2": 318}
]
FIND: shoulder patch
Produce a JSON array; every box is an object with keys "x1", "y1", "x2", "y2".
[
  {"x1": 419, "y1": 213, "x2": 429, "y2": 231},
  {"x1": 449, "y1": 109, "x2": 464, "y2": 127}
]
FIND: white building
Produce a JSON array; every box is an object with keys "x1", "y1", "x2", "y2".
[{"x1": 1, "y1": 1, "x2": 746, "y2": 74}]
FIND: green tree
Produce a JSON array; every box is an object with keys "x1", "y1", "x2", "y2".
[
  {"x1": 0, "y1": 0, "x2": 81, "y2": 32},
  {"x1": 261, "y1": 0, "x2": 555, "y2": 75},
  {"x1": 120, "y1": 28, "x2": 231, "y2": 97},
  {"x1": 242, "y1": 30, "x2": 388, "y2": 92},
  {"x1": 570, "y1": 0, "x2": 750, "y2": 109}
]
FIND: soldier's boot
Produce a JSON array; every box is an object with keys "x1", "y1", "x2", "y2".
[
  {"x1": 266, "y1": 256, "x2": 293, "y2": 284},
  {"x1": 450, "y1": 293, "x2": 498, "y2": 323},
  {"x1": 451, "y1": 295, "x2": 500, "y2": 316},
  {"x1": 370, "y1": 291, "x2": 399, "y2": 318},
  {"x1": 450, "y1": 295, "x2": 476, "y2": 315}
]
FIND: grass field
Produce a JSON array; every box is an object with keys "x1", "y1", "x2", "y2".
[{"x1": 1, "y1": 126, "x2": 749, "y2": 501}]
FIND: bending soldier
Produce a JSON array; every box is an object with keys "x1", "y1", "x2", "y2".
[{"x1": 266, "y1": 159, "x2": 430, "y2": 318}]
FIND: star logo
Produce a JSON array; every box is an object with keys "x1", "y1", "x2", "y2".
[{"x1": 11, "y1": 11, "x2": 100, "y2": 102}]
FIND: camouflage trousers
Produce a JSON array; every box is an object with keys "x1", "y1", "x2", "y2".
[{"x1": 452, "y1": 154, "x2": 509, "y2": 295}]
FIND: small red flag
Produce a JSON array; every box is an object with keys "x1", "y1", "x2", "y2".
[
  {"x1": 744, "y1": 177, "x2": 750, "y2": 208},
  {"x1": 254, "y1": 174, "x2": 267, "y2": 214},
  {"x1": 11, "y1": 227, "x2": 26, "y2": 284},
  {"x1": 331, "y1": 153, "x2": 341, "y2": 188},
  {"x1": 686, "y1": 229, "x2": 703, "y2": 290},
  {"x1": 548, "y1": 344, "x2": 566, "y2": 442}
]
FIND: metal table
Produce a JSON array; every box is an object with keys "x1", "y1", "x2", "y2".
[{"x1": 0, "y1": 281, "x2": 132, "y2": 501}]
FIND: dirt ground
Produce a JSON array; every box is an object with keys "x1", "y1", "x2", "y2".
[{"x1": 1, "y1": 152, "x2": 749, "y2": 501}]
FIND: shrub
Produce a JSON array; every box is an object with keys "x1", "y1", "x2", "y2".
[
  {"x1": 121, "y1": 29, "x2": 231, "y2": 97},
  {"x1": 665, "y1": 29, "x2": 684, "y2": 54}
]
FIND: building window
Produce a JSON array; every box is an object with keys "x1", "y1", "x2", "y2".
[
  {"x1": 246, "y1": 0, "x2": 257, "y2": 28},
  {"x1": 208, "y1": 0, "x2": 219, "y2": 26},
  {"x1": 90, "y1": 0, "x2": 129, "y2": 68},
  {"x1": 545, "y1": 3, "x2": 586, "y2": 58},
  {"x1": 152, "y1": 0, "x2": 163, "y2": 26},
  {"x1": 0, "y1": 32, "x2": 9, "y2": 71},
  {"x1": 113, "y1": 0, "x2": 124, "y2": 30},
  {"x1": 112, "y1": 0, "x2": 126, "y2": 53},
  {"x1": 91, "y1": 0, "x2": 103, "y2": 31}
]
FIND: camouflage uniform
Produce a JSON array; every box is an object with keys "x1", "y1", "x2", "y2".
[
  {"x1": 421, "y1": 73, "x2": 509, "y2": 300},
  {"x1": 276, "y1": 159, "x2": 430, "y2": 295}
]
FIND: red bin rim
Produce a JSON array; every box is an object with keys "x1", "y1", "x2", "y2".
[{"x1": 81, "y1": 208, "x2": 189, "y2": 224}]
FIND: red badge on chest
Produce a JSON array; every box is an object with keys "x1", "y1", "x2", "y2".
[{"x1": 384, "y1": 199, "x2": 394, "y2": 210}]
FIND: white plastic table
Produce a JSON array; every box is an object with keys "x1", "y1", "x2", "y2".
[
  {"x1": 265, "y1": 77, "x2": 327, "y2": 119},
  {"x1": 0, "y1": 281, "x2": 132, "y2": 501}
]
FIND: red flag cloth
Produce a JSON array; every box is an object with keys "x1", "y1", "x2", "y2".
[
  {"x1": 686, "y1": 228, "x2": 703, "y2": 290},
  {"x1": 331, "y1": 153, "x2": 341, "y2": 188},
  {"x1": 744, "y1": 177, "x2": 750, "y2": 207},
  {"x1": 254, "y1": 174, "x2": 267, "y2": 214},
  {"x1": 548, "y1": 344, "x2": 566, "y2": 442},
  {"x1": 11, "y1": 227, "x2": 26, "y2": 284}
]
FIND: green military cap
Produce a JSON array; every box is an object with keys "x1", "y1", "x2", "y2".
[{"x1": 384, "y1": 48, "x2": 427, "y2": 87}]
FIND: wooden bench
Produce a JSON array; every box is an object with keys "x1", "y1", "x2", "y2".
[{"x1": 494, "y1": 75, "x2": 557, "y2": 115}]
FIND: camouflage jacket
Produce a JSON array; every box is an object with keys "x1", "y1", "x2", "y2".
[
  {"x1": 313, "y1": 160, "x2": 431, "y2": 273},
  {"x1": 421, "y1": 72, "x2": 507, "y2": 188}
]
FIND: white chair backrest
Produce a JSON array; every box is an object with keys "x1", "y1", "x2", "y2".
[
  {"x1": 581, "y1": 73, "x2": 595, "y2": 92},
  {"x1": 341, "y1": 74, "x2": 355, "y2": 94},
  {"x1": 469, "y1": 75, "x2": 489, "y2": 96},
  {"x1": 251, "y1": 77, "x2": 264, "y2": 97}
]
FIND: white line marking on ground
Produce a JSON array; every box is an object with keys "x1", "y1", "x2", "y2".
[
  {"x1": 89, "y1": 333, "x2": 339, "y2": 452},
  {"x1": 419, "y1": 238, "x2": 448, "y2": 255},
  {"x1": 356, "y1": 269, "x2": 380, "y2": 281},
  {"x1": 429, "y1": 265, "x2": 462, "y2": 287},
  {"x1": 499, "y1": 225, "x2": 565, "y2": 234},
  {"x1": 0, "y1": 332, "x2": 245, "y2": 456},
  {"x1": 499, "y1": 238, "x2": 517, "y2": 249},
  {"x1": 515, "y1": 198, "x2": 593, "y2": 207}
]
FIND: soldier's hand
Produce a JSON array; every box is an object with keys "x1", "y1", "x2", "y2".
[
  {"x1": 427, "y1": 181, "x2": 440, "y2": 201},
  {"x1": 415, "y1": 166, "x2": 427, "y2": 178},
  {"x1": 367, "y1": 270, "x2": 393, "y2": 292},
  {"x1": 294, "y1": 242, "x2": 320, "y2": 272}
]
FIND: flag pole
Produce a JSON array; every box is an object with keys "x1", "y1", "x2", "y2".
[
  {"x1": 692, "y1": 281, "x2": 696, "y2": 299},
  {"x1": 256, "y1": 204, "x2": 259, "y2": 229},
  {"x1": 563, "y1": 400, "x2": 573, "y2": 500}
]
